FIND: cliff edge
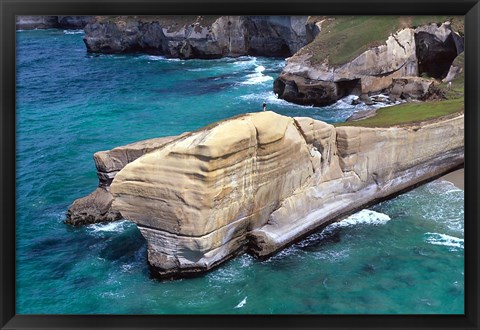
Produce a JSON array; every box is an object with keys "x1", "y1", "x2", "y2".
[
  {"x1": 104, "y1": 111, "x2": 463, "y2": 278},
  {"x1": 82, "y1": 15, "x2": 308, "y2": 59},
  {"x1": 274, "y1": 16, "x2": 464, "y2": 106}
]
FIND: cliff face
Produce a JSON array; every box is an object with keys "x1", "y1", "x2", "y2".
[
  {"x1": 274, "y1": 19, "x2": 464, "y2": 106},
  {"x1": 16, "y1": 16, "x2": 94, "y2": 30},
  {"x1": 107, "y1": 111, "x2": 463, "y2": 278},
  {"x1": 82, "y1": 16, "x2": 308, "y2": 58},
  {"x1": 66, "y1": 135, "x2": 184, "y2": 225}
]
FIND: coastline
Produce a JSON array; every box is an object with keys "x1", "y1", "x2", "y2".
[{"x1": 439, "y1": 167, "x2": 464, "y2": 190}]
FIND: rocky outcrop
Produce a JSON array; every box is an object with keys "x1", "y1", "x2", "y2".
[
  {"x1": 82, "y1": 16, "x2": 308, "y2": 58},
  {"x1": 16, "y1": 16, "x2": 59, "y2": 30},
  {"x1": 274, "y1": 20, "x2": 464, "y2": 106},
  {"x1": 65, "y1": 135, "x2": 182, "y2": 225},
  {"x1": 16, "y1": 16, "x2": 94, "y2": 30},
  {"x1": 107, "y1": 111, "x2": 463, "y2": 278},
  {"x1": 58, "y1": 16, "x2": 95, "y2": 29},
  {"x1": 388, "y1": 76, "x2": 442, "y2": 101},
  {"x1": 442, "y1": 52, "x2": 464, "y2": 83},
  {"x1": 415, "y1": 23, "x2": 464, "y2": 79}
]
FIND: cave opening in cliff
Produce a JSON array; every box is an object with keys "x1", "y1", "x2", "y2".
[
  {"x1": 336, "y1": 79, "x2": 361, "y2": 98},
  {"x1": 415, "y1": 32, "x2": 459, "y2": 80}
]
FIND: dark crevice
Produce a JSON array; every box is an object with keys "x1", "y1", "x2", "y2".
[{"x1": 415, "y1": 31, "x2": 458, "y2": 80}]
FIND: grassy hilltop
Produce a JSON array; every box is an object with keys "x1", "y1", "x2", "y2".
[{"x1": 302, "y1": 15, "x2": 464, "y2": 66}]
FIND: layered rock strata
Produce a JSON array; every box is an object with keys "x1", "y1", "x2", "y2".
[
  {"x1": 83, "y1": 16, "x2": 308, "y2": 58},
  {"x1": 66, "y1": 135, "x2": 183, "y2": 225},
  {"x1": 108, "y1": 111, "x2": 464, "y2": 278},
  {"x1": 16, "y1": 16, "x2": 94, "y2": 30},
  {"x1": 274, "y1": 21, "x2": 464, "y2": 106}
]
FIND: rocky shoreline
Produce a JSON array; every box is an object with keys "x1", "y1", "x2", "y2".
[
  {"x1": 82, "y1": 15, "x2": 308, "y2": 59},
  {"x1": 274, "y1": 19, "x2": 464, "y2": 106},
  {"x1": 58, "y1": 15, "x2": 465, "y2": 279},
  {"x1": 67, "y1": 111, "x2": 463, "y2": 279},
  {"x1": 16, "y1": 16, "x2": 94, "y2": 30}
]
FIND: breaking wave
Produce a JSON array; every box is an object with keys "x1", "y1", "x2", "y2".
[{"x1": 424, "y1": 232, "x2": 464, "y2": 250}]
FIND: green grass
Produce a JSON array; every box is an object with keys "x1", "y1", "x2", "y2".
[
  {"x1": 301, "y1": 15, "x2": 464, "y2": 66},
  {"x1": 335, "y1": 98, "x2": 464, "y2": 128},
  {"x1": 444, "y1": 52, "x2": 465, "y2": 99},
  {"x1": 95, "y1": 15, "x2": 221, "y2": 32}
]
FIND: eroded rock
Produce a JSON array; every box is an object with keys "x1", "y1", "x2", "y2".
[
  {"x1": 66, "y1": 135, "x2": 181, "y2": 224},
  {"x1": 83, "y1": 16, "x2": 308, "y2": 58},
  {"x1": 275, "y1": 20, "x2": 463, "y2": 106},
  {"x1": 110, "y1": 111, "x2": 314, "y2": 278},
  {"x1": 108, "y1": 111, "x2": 464, "y2": 278},
  {"x1": 16, "y1": 16, "x2": 94, "y2": 30}
]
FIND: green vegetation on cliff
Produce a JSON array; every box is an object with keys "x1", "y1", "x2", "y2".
[
  {"x1": 302, "y1": 15, "x2": 464, "y2": 66},
  {"x1": 335, "y1": 98, "x2": 463, "y2": 128},
  {"x1": 95, "y1": 15, "x2": 222, "y2": 32},
  {"x1": 337, "y1": 63, "x2": 464, "y2": 128}
]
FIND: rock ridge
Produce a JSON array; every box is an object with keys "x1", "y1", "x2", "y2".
[
  {"x1": 82, "y1": 16, "x2": 308, "y2": 58},
  {"x1": 101, "y1": 111, "x2": 464, "y2": 278}
]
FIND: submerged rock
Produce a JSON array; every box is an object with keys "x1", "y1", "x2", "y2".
[{"x1": 104, "y1": 111, "x2": 463, "y2": 278}]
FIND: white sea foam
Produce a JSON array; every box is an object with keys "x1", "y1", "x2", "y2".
[
  {"x1": 241, "y1": 65, "x2": 273, "y2": 85},
  {"x1": 313, "y1": 248, "x2": 351, "y2": 262},
  {"x1": 424, "y1": 232, "x2": 464, "y2": 250},
  {"x1": 234, "y1": 297, "x2": 247, "y2": 308},
  {"x1": 242, "y1": 75, "x2": 274, "y2": 85},
  {"x1": 326, "y1": 209, "x2": 391, "y2": 231},
  {"x1": 232, "y1": 56, "x2": 257, "y2": 67},
  {"x1": 145, "y1": 55, "x2": 166, "y2": 61},
  {"x1": 87, "y1": 220, "x2": 129, "y2": 236},
  {"x1": 121, "y1": 264, "x2": 134, "y2": 272},
  {"x1": 254, "y1": 65, "x2": 266, "y2": 73},
  {"x1": 137, "y1": 55, "x2": 181, "y2": 62},
  {"x1": 240, "y1": 91, "x2": 315, "y2": 110},
  {"x1": 331, "y1": 93, "x2": 404, "y2": 113},
  {"x1": 187, "y1": 67, "x2": 212, "y2": 72},
  {"x1": 63, "y1": 30, "x2": 84, "y2": 35},
  {"x1": 240, "y1": 255, "x2": 253, "y2": 268},
  {"x1": 419, "y1": 181, "x2": 464, "y2": 233}
]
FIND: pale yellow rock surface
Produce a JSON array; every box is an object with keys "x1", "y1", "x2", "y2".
[
  {"x1": 111, "y1": 111, "x2": 314, "y2": 277},
  {"x1": 66, "y1": 134, "x2": 182, "y2": 224},
  {"x1": 250, "y1": 114, "x2": 463, "y2": 257},
  {"x1": 109, "y1": 111, "x2": 463, "y2": 278}
]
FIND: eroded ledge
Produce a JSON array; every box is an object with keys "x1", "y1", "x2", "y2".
[{"x1": 97, "y1": 111, "x2": 463, "y2": 279}]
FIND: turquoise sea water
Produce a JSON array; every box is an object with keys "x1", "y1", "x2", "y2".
[{"x1": 16, "y1": 29, "x2": 464, "y2": 314}]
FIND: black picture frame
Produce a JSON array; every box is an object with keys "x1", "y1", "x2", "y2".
[{"x1": 1, "y1": 0, "x2": 479, "y2": 329}]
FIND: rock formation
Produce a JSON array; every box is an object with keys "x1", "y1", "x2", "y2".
[
  {"x1": 16, "y1": 16, "x2": 94, "y2": 30},
  {"x1": 103, "y1": 111, "x2": 464, "y2": 278},
  {"x1": 82, "y1": 16, "x2": 308, "y2": 58},
  {"x1": 274, "y1": 19, "x2": 464, "y2": 106},
  {"x1": 66, "y1": 134, "x2": 184, "y2": 225}
]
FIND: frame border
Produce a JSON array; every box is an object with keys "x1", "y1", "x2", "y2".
[{"x1": 1, "y1": 0, "x2": 479, "y2": 329}]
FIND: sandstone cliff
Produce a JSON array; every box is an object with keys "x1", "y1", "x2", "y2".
[
  {"x1": 82, "y1": 16, "x2": 308, "y2": 58},
  {"x1": 274, "y1": 17, "x2": 464, "y2": 106},
  {"x1": 105, "y1": 111, "x2": 463, "y2": 278},
  {"x1": 66, "y1": 134, "x2": 185, "y2": 225}
]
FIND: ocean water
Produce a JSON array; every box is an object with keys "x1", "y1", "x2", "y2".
[{"x1": 15, "y1": 29, "x2": 464, "y2": 314}]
